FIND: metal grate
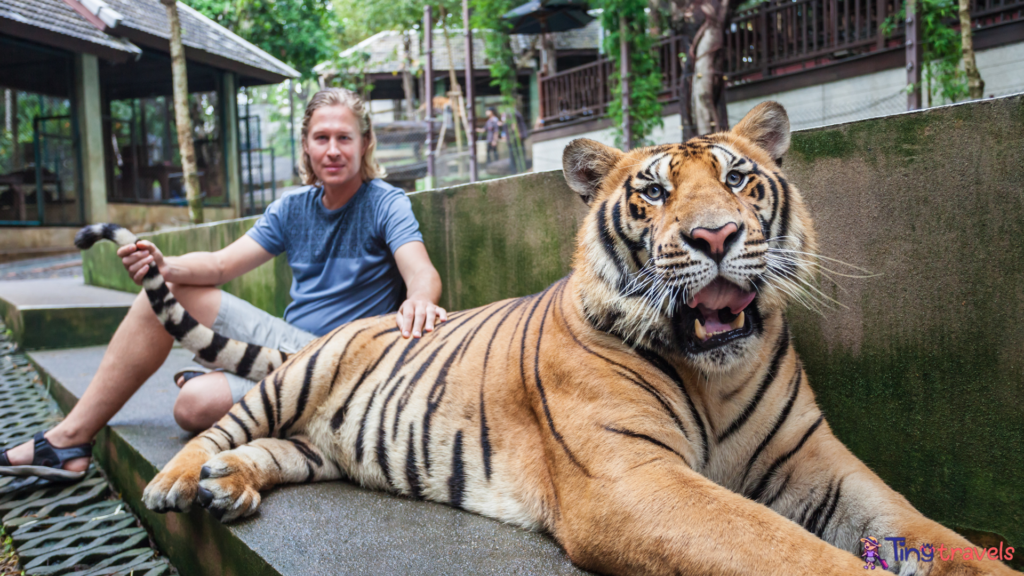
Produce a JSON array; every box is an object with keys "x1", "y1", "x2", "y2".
[{"x1": 0, "y1": 325, "x2": 174, "y2": 575}]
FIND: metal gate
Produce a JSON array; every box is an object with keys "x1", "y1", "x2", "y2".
[{"x1": 238, "y1": 114, "x2": 276, "y2": 216}]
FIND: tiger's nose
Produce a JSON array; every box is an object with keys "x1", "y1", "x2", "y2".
[{"x1": 685, "y1": 223, "x2": 741, "y2": 263}]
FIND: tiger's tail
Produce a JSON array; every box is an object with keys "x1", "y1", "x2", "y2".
[{"x1": 75, "y1": 223, "x2": 289, "y2": 381}]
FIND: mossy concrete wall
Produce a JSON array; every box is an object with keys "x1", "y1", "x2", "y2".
[
  {"x1": 80, "y1": 95, "x2": 1023, "y2": 558},
  {"x1": 412, "y1": 171, "x2": 588, "y2": 311},
  {"x1": 784, "y1": 94, "x2": 1024, "y2": 555}
]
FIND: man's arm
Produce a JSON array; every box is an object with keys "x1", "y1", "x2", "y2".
[
  {"x1": 393, "y1": 241, "x2": 446, "y2": 338},
  {"x1": 118, "y1": 235, "x2": 274, "y2": 287}
]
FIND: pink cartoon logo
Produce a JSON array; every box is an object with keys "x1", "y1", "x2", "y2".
[{"x1": 861, "y1": 537, "x2": 890, "y2": 570}]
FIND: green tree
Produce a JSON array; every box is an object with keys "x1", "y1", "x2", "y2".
[
  {"x1": 187, "y1": 0, "x2": 340, "y2": 79},
  {"x1": 600, "y1": 0, "x2": 664, "y2": 147},
  {"x1": 884, "y1": 0, "x2": 968, "y2": 106}
]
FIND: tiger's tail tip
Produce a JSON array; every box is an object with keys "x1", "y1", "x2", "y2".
[{"x1": 74, "y1": 223, "x2": 138, "y2": 250}]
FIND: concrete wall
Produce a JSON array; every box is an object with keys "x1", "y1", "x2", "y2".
[
  {"x1": 533, "y1": 114, "x2": 684, "y2": 172},
  {"x1": 82, "y1": 95, "x2": 1024, "y2": 556}
]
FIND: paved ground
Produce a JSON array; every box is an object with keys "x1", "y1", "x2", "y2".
[
  {"x1": 30, "y1": 345, "x2": 588, "y2": 575},
  {"x1": 0, "y1": 278, "x2": 136, "y2": 308},
  {"x1": 0, "y1": 255, "x2": 83, "y2": 282}
]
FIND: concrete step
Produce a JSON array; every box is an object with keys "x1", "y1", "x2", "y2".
[
  {"x1": 0, "y1": 279, "x2": 136, "y2": 350},
  {"x1": 28, "y1": 345, "x2": 588, "y2": 576}
]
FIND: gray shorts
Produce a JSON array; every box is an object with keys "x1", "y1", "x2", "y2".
[{"x1": 207, "y1": 291, "x2": 317, "y2": 403}]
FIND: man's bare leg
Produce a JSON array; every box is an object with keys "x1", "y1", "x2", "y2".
[
  {"x1": 4, "y1": 284, "x2": 223, "y2": 471},
  {"x1": 173, "y1": 371, "x2": 233, "y2": 433}
]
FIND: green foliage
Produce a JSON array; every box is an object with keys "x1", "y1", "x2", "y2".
[
  {"x1": 883, "y1": 0, "x2": 967, "y2": 106},
  {"x1": 325, "y1": 49, "x2": 375, "y2": 97},
  {"x1": 599, "y1": 0, "x2": 664, "y2": 147},
  {"x1": 186, "y1": 0, "x2": 340, "y2": 79},
  {"x1": 471, "y1": 0, "x2": 527, "y2": 171}
]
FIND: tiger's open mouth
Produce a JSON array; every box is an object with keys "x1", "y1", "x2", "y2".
[{"x1": 678, "y1": 278, "x2": 759, "y2": 351}]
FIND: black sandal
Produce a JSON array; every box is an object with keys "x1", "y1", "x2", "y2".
[
  {"x1": 0, "y1": 431, "x2": 92, "y2": 481},
  {"x1": 173, "y1": 367, "x2": 207, "y2": 388}
]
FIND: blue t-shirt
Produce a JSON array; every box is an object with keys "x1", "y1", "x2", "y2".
[{"x1": 246, "y1": 179, "x2": 424, "y2": 336}]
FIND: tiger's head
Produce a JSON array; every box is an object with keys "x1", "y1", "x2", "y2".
[{"x1": 564, "y1": 102, "x2": 818, "y2": 373}]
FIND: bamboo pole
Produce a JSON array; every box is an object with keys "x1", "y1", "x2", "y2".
[
  {"x1": 463, "y1": 0, "x2": 477, "y2": 182},
  {"x1": 424, "y1": 6, "x2": 435, "y2": 183}
]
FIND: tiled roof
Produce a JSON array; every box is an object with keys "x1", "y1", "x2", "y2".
[
  {"x1": 0, "y1": 0, "x2": 141, "y2": 57},
  {"x1": 0, "y1": 0, "x2": 297, "y2": 80},
  {"x1": 509, "y1": 19, "x2": 602, "y2": 57},
  {"x1": 330, "y1": 30, "x2": 492, "y2": 75},
  {"x1": 326, "y1": 21, "x2": 601, "y2": 76},
  {"x1": 105, "y1": 0, "x2": 298, "y2": 79}
]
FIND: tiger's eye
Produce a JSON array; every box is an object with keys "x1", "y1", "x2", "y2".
[
  {"x1": 646, "y1": 185, "x2": 665, "y2": 200},
  {"x1": 726, "y1": 171, "x2": 744, "y2": 187}
]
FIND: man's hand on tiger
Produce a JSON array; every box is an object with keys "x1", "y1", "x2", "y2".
[{"x1": 396, "y1": 298, "x2": 447, "y2": 339}]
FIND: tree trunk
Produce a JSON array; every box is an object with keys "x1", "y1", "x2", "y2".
[
  {"x1": 958, "y1": 0, "x2": 984, "y2": 99},
  {"x1": 401, "y1": 31, "x2": 417, "y2": 120},
  {"x1": 690, "y1": 0, "x2": 731, "y2": 134},
  {"x1": 161, "y1": 0, "x2": 203, "y2": 224},
  {"x1": 540, "y1": 33, "x2": 558, "y2": 76}
]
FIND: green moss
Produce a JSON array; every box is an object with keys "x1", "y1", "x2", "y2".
[
  {"x1": 791, "y1": 312, "x2": 1024, "y2": 548},
  {"x1": 789, "y1": 129, "x2": 856, "y2": 163}
]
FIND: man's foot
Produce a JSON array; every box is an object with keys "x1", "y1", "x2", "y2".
[{"x1": 0, "y1": 430, "x2": 91, "y2": 476}]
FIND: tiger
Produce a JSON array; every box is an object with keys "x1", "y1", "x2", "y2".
[{"x1": 76, "y1": 101, "x2": 1019, "y2": 576}]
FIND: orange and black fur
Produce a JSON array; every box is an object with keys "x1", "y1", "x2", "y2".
[{"x1": 79, "y1": 103, "x2": 1019, "y2": 575}]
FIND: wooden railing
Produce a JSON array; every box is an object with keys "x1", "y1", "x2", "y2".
[
  {"x1": 537, "y1": 0, "x2": 1022, "y2": 127},
  {"x1": 726, "y1": 0, "x2": 897, "y2": 79},
  {"x1": 539, "y1": 59, "x2": 613, "y2": 126}
]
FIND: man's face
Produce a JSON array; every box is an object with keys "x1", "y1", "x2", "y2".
[{"x1": 303, "y1": 105, "x2": 366, "y2": 187}]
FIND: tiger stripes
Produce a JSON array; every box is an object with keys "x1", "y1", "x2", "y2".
[
  {"x1": 74, "y1": 224, "x2": 289, "y2": 382},
  {"x1": 125, "y1": 102, "x2": 1018, "y2": 576}
]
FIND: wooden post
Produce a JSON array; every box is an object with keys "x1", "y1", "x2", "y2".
[
  {"x1": 760, "y1": 5, "x2": 769, "y2": 78},
  {"x1": 424, "y1": 6, "x2": 435, "y2": 184},
  {"x1": 905, "y1": 0, "x2": 922, "y2": 110},
  {"x1": 620, "y1": 15, "x2": 631, "y2": 151},
  {"x1": 876, "y1": 0, "x2": 886, "y2": 49},
  {"x1": 463, "y1": 0, "x2": 478, "y2": 182}
]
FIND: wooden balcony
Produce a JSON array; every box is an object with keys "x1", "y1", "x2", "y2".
[{"x1": 536, "y1": 0, "x2": 1023, "y2": 129}]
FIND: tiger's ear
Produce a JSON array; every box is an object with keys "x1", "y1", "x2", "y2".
[
  {"x1": 731, "y1": 101, "x2": 791, "y2": 163},
  {"x1": 562, "y1": 138, "x2": 624, "y2": 205}
]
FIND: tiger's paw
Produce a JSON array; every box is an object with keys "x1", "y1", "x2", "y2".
[
  {"x1": 143, "y1": 466, "x2": 202, "y2": 513},
  {"x1": 142, "y1": 447, "x2": 212, "y2": 513},
  {"x1": 195, "y1": 454, "x2": 262, "y2": 523}
]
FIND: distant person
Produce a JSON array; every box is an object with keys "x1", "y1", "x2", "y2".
[
  {"x1": 483, "y1": 107, "x2": 501, "y2": 164},
  {"x1": 0, "y1": 88, "x2": 447, "y2": 481},
  {"x1": 501, "y1": 109, "x2": 529, "y2": 174}
]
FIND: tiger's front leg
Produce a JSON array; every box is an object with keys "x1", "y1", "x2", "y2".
[
  {"x1": 195, "y1": 436, "x2": 341, "y2": 522},
  {"x1": 144, "y1": 335, "x2": 338, "y2": 514},
  {"x1": 753, "y1": 425, "x2": 1022, "y2": 576}
]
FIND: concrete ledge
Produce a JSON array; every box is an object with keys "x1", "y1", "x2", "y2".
[
  {"x1": 28, "y1": 346, "x2": 588, "y2": 576},
  {"x1": 0, "y1": 279, "x2": 136, "y2": 350}
]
